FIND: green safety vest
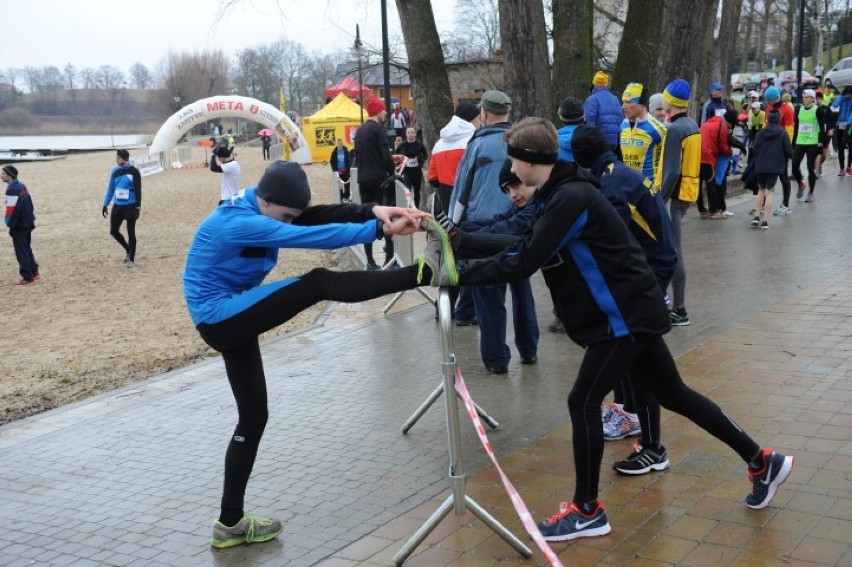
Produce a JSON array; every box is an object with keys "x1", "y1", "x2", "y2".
[{"x1": 796, "y1": 105, "x2": 819, "y2": 146}]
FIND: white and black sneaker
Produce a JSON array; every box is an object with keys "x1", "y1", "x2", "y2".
[
  {"x1": 613, "y1": 444, "x2": 671, "y2": 475},
  {"x1": 746, "y1": 449, "x2": 794, "y2": 509},
  {"x1": 536, "y1": 502, "x2": 611, "y2": 542}
]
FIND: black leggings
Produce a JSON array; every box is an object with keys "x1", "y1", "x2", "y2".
[
  {"x1": 567, "y1": 334, "x2": 760, "y2": 505},
  {"x1": 197, "y1": 266, "x2": 419, "y2": 525},
  {"x1": 792, "y1": 145, "x2": 821, "y2": 194},
  {"x1": 109, "y1": 205, "x2": 137, "y2": 261}
]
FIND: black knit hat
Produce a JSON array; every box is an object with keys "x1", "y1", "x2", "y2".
[
  {"x1": 2, "y1": 165, "x2": 18, "y2": 178},
  {"x1": 214, "y1": 146, "x2": 232, "y2": 158},
  {"x1": 570, "y1": 124, "x2": 612, "y2": 168},
  {"x1": 558, "y1": 97, "x2": 585, "y2": 124},
  {"x1": 454, "y1": 101, "x2": 480, "y2": 122},
  {"x1": 767, "y1": 109, "x2": 782, "y2": 124},
  {"x1": 256, "y1": 160, "x2": 312, "y2": 209},
  {"x1": 116, "y1": 149, "x2": 130, "y2": 160},
  {"x1": 498, "y1": 158, "x2": 521, "y2": 192}
]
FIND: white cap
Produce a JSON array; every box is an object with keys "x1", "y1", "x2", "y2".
[
  {"x1": 748, "y1": 90, "x2": 759, "y2": 98},
  {"x1": 751, "y1": 101, "x2": 762, "y2": 109},
  {"x1": 803, "y1": 89, "x2": 816, "y2": 98}
]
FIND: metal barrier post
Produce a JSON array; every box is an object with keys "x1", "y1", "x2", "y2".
[{"x1": 392, "y1": 289, "x2": 532, "y2": 565}]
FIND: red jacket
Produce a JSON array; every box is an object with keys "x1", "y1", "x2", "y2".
[{"x1": 699, "y1": 115, "x2": 732, "y2": 165}]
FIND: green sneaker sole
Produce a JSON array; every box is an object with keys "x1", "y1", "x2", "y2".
[{"x1": 421, "y1": 217, "x2": 459, "y2": 286}]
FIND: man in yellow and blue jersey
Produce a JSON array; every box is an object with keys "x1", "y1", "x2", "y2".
[{"x1": 619, "y1": 83, "x2": 667, "y2": 185}]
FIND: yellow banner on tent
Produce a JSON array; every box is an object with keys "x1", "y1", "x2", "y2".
[{"x1": 301, "y1": 93, "x2": 365, "y2": 163}]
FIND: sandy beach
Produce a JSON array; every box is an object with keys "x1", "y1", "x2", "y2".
[{"x1": 0, "y1": 146, "x2": 346, "y2": 425}]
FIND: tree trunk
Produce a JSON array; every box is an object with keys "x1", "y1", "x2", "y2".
[
  {"x1": 395, "y1": 0, "x2": 454, "y2": 148},
  {"x1": 653, "y1": 0, "x2": 716, "y2": 116},
  {"x1": 612, "y1": 0, "x2": 666, "y2": 94},
  {"x1": 498, "y1": 0, "x2": 551, "y2": 121},
  {"x1": 551, "y1": 0, "x2": 594, "y2": 121},
  {"x1": 757, "y1": 0, "x2": 774, "y2": 67},
  {"x1": 696, "y1": 0, "x2": 722, "y2": 122},
  {"x1": 742, "y1": 0, "x2": 756, "y2": 71},
  {"x1": 784, "y1": 0, "x2": 796, "y2": 68},
  {"x1": 716, "y1": 0, "x2": 745, "y2": 87}
]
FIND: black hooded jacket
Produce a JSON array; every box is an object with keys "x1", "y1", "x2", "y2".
[
  {"x1": 458, "y1": 161, "x2": 670, "y2": 347},
  {"x1": 752, "y1": 123, "x2": 792, "y2": 175}
]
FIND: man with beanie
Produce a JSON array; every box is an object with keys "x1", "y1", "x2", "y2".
[
  {"x1": 353, "y1": 96, "x2": 395, "y2": 269},
  {"x1": 700, "y1": 82, "x2": 727, "y2": 125},
  {"x1": 556, "y1": 96, "x2": 585, "y2": 162},
  {"x1": 210, "y1": 146, "x2": 242, "y2": 205},
  {"x1": 792, "y1": 89, "x2": 827, "y2": 205},
  {"x1": 453, "y1": 158, "x2": 540, "y2": 372},
  {"x1": 648, "y1": 93, "x2": 666, "y2": 122},
  {"x1": 449, "y1": 89, "x2": 514, "y2": 359},
  {"x1": 764, "y1": 86, "x2": 795, "y2": 212},
  {"x1": 102, "y1": 149, "x2": 142, "y2": 268},
  {"x1": 3, "y1": 165, "x2": 40, "y2": 285},
  {"x1": 426, "y1": 100, "x2": 480, "y2": 325},
  {"x1": 654, "y1": 78, "x2": 701, "y2": 326},
  {"x1": 619, "y1": 82, "x2": 667, "y2": 184},
  {"x1": 427, "y1": 101, "x2": 480, "y2": 214},
  {"x1": 573, "y1": 123, "x2": 677, "y2": 447},
  {"x1": 751, "y1": 110, "x2": 792, "y2": 229},
  {"x1": 184, "y1": 159, "x2": 458, "y2": 549},
  {"x1": 583, "y1": 71, "x2": 623, "y2": 149}
]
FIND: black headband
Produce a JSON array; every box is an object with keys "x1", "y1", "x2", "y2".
[{"x1": 507, "y1": 144, "x2": 558, "y2": 165}]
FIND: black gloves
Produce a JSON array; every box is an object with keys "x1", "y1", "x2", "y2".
[{"x1": 102, "y1": 206, "x2": 108, "y2": 218}]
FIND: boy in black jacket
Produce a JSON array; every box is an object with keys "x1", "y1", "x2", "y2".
[
  {"x1": 443, "y1": 117, "x2": 794, "y2": 542},
  {"x1": 751, "y1": 110, "x2": 793, "y2": 228}
]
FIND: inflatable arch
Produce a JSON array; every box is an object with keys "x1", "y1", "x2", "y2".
[{"x1": 148, "y1": 95, "x2": 312, "y2": 164}]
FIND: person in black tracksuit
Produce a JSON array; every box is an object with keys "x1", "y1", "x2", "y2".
[
  {"x1": 353, "y1": 98, "x2": 395, "y2": 268},
  {"x1": 447, "y1": 117, "x2": 794, "y2": 543},
  {"x1": 393, "y1": 127, "x2": 429, "y2": 208}
]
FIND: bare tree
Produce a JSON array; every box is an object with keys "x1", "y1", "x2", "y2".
[
  {"x1": 395, "y1": 0, "x2": 454, "y2": 148},
  {"x1": 79, "y1": 67, "x2": 97, "y2": 90},
  {"x1": 159, "y1": 50, "x2": 231, "y2": 115},
  {"x1": 444, "y1": 0, "x2": 500, "y2": 61},
  {"x1": 42, "y1": 66, "x2": 64, "y2": 91},
  {"x1": 21, "y1": 66, "x2": 41, "y2": 93},
  {"x1": 712, "y1": 0, "x2": 744, "y2": 87},
  {"x1": 96, "y1": 65, "x2": 125, "y2": 91},
  {"x1": 498, "y1": 0, "x2": 550, "y2": 120},
  {"x1": 612, "y1": 0, "x2": 665, "y2": 94},
  {"x1": 3, "y1": 67, "x2": 20, "y2": 90},
  {"x1": 128, "y1": 63, "x2": 153, "y2": 89},
  {"x1": 62, "y1": 63, "x2": 76, "y2": 90}
]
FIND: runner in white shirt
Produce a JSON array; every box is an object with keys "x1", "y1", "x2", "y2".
[{"x1": 210, "y1": 146, "x2": 242, "y2": 205}]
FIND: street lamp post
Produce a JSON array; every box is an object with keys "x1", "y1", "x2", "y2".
[
  {"x1": 354, "y1": 24, "x2": 365, "y2": 125},
  {"x1": 173, "y1": 93, "x2": 181, "y2": 112}
]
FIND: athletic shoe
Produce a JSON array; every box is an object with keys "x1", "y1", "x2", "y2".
[
  {"x1": 746, "y1": 449, "x2": 794, "y2": 509},
  {"x1": 846, "y1": 166, "x2": 852, "y2": 175},
  {"x1": 796, "y1": 182, "x2": 806, "y2": 199},
  {"x1": 708, "y1": 211, "x2": 725, "y2": 220},
  {"x1": 210, "y1": 513, "x2": 283, "y2": 548},
  {"x1": 521, "y1": 357, "x2": 538, "y2": 365},
  {"x1": 669, "y1": 308, "x2": 690, "y2": 326},
  {"x1": 13, "y1": 278, "x2": 37, "y2": 286},
  {"x1": 748, "y1": 208, "x2": 757, "y2": 216},
  {"x1": 772, "y1": 208, "x2": 783, "y2": 216},
  {"x1": 783, "y1": 206, "x2": 793, "y2": 215},
  {"x1": 125, "y1": 261, "x2": 135, "y2": 269},
  {"x1": 805, "y1": 193, "x2": 814, "y2": 203},
  {"x1": 722, "y1": 210, "x2": 734, "y2": 217},
  {"x1": 415, "y1": 217, "x2": 459, "y2": 286},
  {"x1": 601, "y1": 402, "x2": 620, "y2": 425},
  {"x1": 486, "y1": 365, "x2": 508, "y2": 374},
  {"x1": 760, "y1": 221, "x2": 769, "y2": 229},
  {"x1": 123, "y1": 254, "x2": 131, "y2": 265},
  {"x1": 613, "y1": 444, "x2": 671, "y2": 475},
  {"x1": 751, "y1": 215, "x2": 761, "y2": 226},
  {"x1": 537, "y1": 502, "x2": 612, "y2": 542},
  {"x1": 455, "y1": 319, "x2": 478, "y2": 327},
  {"x1": 32, "y1": 273, "x2": 41, "y2": 282},
  {"x1": 603, "y1": 412, "x2": 642, "y2": 440},
  {"x1": 547, "y1": 317, "x2": 566, "y2": 333},
  {"x1": 839, "y1": 169, "x2": 847, "y2": 177}
]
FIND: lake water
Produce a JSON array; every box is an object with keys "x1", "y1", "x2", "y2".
[{"x1": 0, "y1": 134, "x2": 150, "y2": 151}]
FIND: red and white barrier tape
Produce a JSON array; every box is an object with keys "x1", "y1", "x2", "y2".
[{"x1": 454, "y1": 369, "x2": 564, "y2": 567}]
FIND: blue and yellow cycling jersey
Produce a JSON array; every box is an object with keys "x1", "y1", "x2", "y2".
[{"x1": 619, "y1": 115, "x2": 667, "y2": 183}]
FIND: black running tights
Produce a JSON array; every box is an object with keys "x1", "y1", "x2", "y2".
[
  {"x1": 568, "y1": 334, "x2": 760, "y2": 505},
  {"x1": 197, "y1": 266, "x2": 419, "y2": 525},
  {"x1": 109, "y1": 205, "x2": 137, "y2": 261}
]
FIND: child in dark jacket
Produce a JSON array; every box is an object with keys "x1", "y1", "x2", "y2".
[{"x1": 751, "y1": 110, "x2": 793, "y2": 229}]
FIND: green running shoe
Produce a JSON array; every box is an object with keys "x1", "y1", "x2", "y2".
[
  {"x1": 416, "y1": 217, "x2": 459, "y2": 286},
  {"x1": 211, "y1": 513, "x2": 283, "y2": 548}
]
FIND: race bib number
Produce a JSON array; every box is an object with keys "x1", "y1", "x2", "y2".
[
  {"x1": 115, "y1": 188, "x2": 130, "y2": 200},
  {"x1": 838, "y1": 121, "x2": 848, "y2": 129},
  {"x1": 715, "y1": 108, "x2": 726, "y2": 117},
  {"x1": 798, "y1": 123, "x2": 814, "y2": 134},
  {"x1": 406, "y1": 157, "x2": 418, "y2": 168}
]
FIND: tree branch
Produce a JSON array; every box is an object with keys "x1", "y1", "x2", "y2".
[{"x1": 595, "y1": 4, "x2": 625, "y2": 27}]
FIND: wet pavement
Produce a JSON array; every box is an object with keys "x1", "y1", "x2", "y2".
[{"x1": 2, "y1": 163, "x2": 851, "y2": 566}]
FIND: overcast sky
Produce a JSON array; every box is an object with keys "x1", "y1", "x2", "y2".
[{"x1": 1, "y1": 0, "x2": 457, "y2": 74}]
